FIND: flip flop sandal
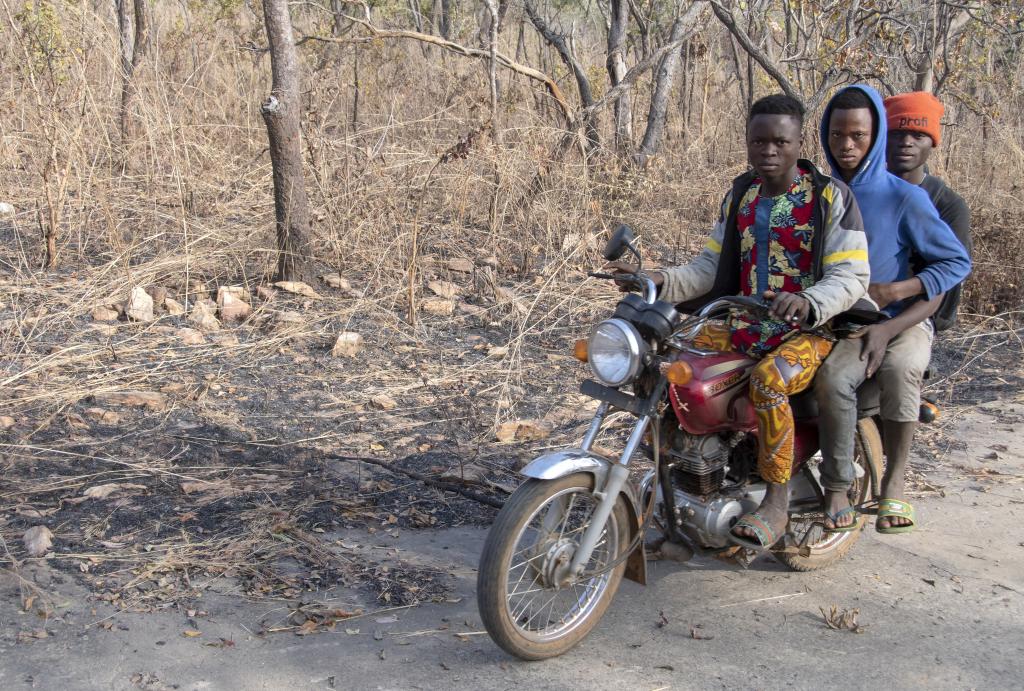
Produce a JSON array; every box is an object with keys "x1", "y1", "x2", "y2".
[
  {"x1": 824, "y1": 505, "x2": 860, "y2": 533},
  {"x1": 729, "y1": 511, "x2": 785, "y2": 550},
  {"x1": 875, "y1": 499, "x2": 916, "y2": 534},
  {"x1": 853, "y1": 499, "x2": 880, "y2": 516}
]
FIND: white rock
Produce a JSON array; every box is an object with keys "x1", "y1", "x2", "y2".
[
  {"x1": 0, "y1": 202, "x2": 14, "y2": 217},
  {"x1": 0, "y1": 415, "x2": 15, "y2": 429},
  {"x1": 421, "y1": 298, "x2": 455, "y2": 316},
  {"x1": 448, "y1": 258, "x2": 474, "y2": 273},
  {"x1": 218, "y1": 291, "x2": 251, "y2": 322},
  {"x1": 23, "y1": 525, "x2": 53, "y2": 557},
  {"x1": 188, "y1": 301, "x2": 221, "y2": 332},
  {"x1": 223, "y1": 285, "x2": 250, "y2": 301},
  {"x1": 274, "y1": 281, "x2": 320, "y2": 298},
  {"x1": 176, "y1": 327, "x2": 205, "y2": 345},
  {"x1": 321, "y1": 273, "x2": 352, "y2": 291},
  {"x1": 125, "y1": 287, "x2": 154, "y2": 322},
  {"x1": 274, "y1": 310, "x2": 305, "y2": 325},
  {"x1": 94, "y1": 390, "x2": 168, "y2": 411},
  {"x1": 164, "y1": 298, "x2": 186, "y2": 316},
  {"x1": 427, "y1": 280, "x2": 460, "y2": 299},
  {"x1": 332, "y1": 332, "x2": 363, "y2": 358},
  {"x1": 91, "y1": 306, "x2": 119, "y2": 322},
  {"x1": 370, "y1": 394, "x2": 398, "y2": 411}
]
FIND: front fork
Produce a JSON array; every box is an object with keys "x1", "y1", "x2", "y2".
[{"x1": 566, "y1": 404, "x2": 653, "y2": 579}]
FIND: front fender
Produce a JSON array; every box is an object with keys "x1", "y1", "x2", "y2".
[
  {"x1": 520, "y1": 449, "x2": 610, "y2": 484},
  {"x1": 520, "y1": 449, "x2": 647, "y2": 586}
]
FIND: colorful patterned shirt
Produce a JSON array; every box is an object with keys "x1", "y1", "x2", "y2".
[{"x1": 729, "y1": 167, "x2": 816, "y2": 356}]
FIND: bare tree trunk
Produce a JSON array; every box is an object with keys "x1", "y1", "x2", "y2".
[
  {"x1": 116, "y1": 0, "x2": 148, "y2": 157},
  {"x1": 524, "y1": 0, "x2": 598, "y2": 150},
  {"x1": 607, "y1": 0, "x2": 632, "y2": 153},
  {"x1": 483, "y1": 0, "x2": 501, "y2": 233},
  {"x1": 261, "y1": 0, "x2": 315, "y2": 283},
  {"x1": 635, "y1": 4, "x2": 704, "y2": 166},
  {"x1": 440, "y1": 0, "x2": 454, "y2": 39}
]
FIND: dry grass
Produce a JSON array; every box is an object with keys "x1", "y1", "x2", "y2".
[{"x1": 1, "y1": 3, "x2": 1023, "y2": 615}]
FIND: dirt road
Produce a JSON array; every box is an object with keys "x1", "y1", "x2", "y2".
[{"x1": 2, "y1": 402, "x2": 1023, "y2": 691}]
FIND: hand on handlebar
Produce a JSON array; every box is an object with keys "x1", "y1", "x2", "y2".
[
  {"x1": 602, "y1": 261, "x2": 663, "y2": 293},
  {"x1": 763, "y1": 290, "x2": 812, "y2": 326}
]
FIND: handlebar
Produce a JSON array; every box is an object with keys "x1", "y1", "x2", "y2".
[{"x1": 588, "y1": 270, "x2": 659, "y2": 305}]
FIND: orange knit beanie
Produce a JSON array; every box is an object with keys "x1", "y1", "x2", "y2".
[{"x1": 884, "y1": 91, "x2": 944, "y2": 146}]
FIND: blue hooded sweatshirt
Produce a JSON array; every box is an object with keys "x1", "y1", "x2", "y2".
[{"x1": 820, "y1": 85, "x2": 971, "y2": 316}]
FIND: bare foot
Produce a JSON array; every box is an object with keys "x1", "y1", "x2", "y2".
[{"x1": 732, "y1": 482, "x2": 789, "y2": 547}]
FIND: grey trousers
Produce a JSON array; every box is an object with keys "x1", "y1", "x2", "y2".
[{"x1": 815, "y1": 321, "x2": 934, "y2": 491}]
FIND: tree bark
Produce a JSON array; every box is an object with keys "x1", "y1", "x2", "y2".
[
  {"x1": 524, "y1": 0, "x2": 598, "y2": 150},
  {"x1": 440, "y1": 0, "x2": 454, "y2": 39},
  {"x1": 607, "y1": 0, "x2": 632, "y2": 152},
  {"x1": 635, "y1": 3, "x2": 705, "y2": 167},
  {"x1": 261, "y1": 0, "x2": 315, "y2": 283},
  {"x1": 116, "y1": 0, "x2": 148, "y2": 155}
]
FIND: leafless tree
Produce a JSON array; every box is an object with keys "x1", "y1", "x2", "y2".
[
  {"x1": 607, "y1": 0, "x2": 632, "y2": 151},
  {"x1": 115, "y1": 0, "x2": 148, "y2": 157},
  {"x1": 635, "y1": 2, "x2": 707, "y2": 167},
  {"x1": 261, "y1": 0, "x2": 315, "y2": 283}
]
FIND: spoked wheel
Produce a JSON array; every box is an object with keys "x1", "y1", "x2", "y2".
[
  {"x1": 778, "y1": 418, "x2": 884, "y2": 571},
  {"x1": 476, "y1": 472, "x2": 629, "y2": 660}
]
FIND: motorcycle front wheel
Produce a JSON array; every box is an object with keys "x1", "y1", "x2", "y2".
[{"x1": 476, "y1": 472, "x2": 629, "y2": 660}]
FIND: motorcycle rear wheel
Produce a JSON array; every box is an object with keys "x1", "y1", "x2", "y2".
[
  {"x1": 476, "y1": 472, "x2": 629, "y2": 660},
  {"x1": 777, "y1": 418, "x2": 883, "y2": 571}
]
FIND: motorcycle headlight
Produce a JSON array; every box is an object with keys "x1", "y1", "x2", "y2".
[{"x1": 588, "y1": 318, "x2": 645, "y2": 387}]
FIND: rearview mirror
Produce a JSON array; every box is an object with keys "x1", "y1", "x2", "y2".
[{"x1": 603, "y1": 225, "x2": 636, "y2": 262}]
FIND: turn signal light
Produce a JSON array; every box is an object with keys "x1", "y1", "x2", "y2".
[
  {"x1": 573, "y1": 339, "x2": 589, "y2": 362},
  {"x1": 665, "y1": 361, "x2": 693, "y2": 385}
]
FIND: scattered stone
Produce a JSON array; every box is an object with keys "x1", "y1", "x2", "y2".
[
  {"x1": 176, "y1": 327, "x2": 205, "y2": 345},
  {"x1": 211, "y1": 332, "x2": 239, "y2": 347},
  {"x1": 0, "y1": 415, "x2": 15, "y2": 429},
  {"x1": 274, "y1": 281, "x2": 320, "y2": 299},
  {"x1": 217, "y1": 291, "x2": 251, "y2": 323},
  {"x1": 145, "y1": 286, "x2": 168, "y2": 309},
  {"x1": 448, "y1": 258, "x2": 474, "y2": 273},
  {"x1": 23, "y1": 526, "x2": 53, "y2": 557},
  {"x1": 370, "y1": 394, "x2": 398, "y2": 411},
  {"x1": 274, "y1": 310, "x2": 305, "y2": 326},
  {"x1": 164, "y1": 297, "x2": 186, "y2": 316},
  {"x1": 421, "y1": 298, "x2": 455, "y2": 316},
  {"x1": 321, "y1": 273, "x2": 352, "y2": 291},
  {"x1": 188, "y1": 301, "x2": 221, "y2": 332},
  {"x1": 256, "y1": 285, "x2": 276, "y2": 301},
  {"x1": 125, "y1": 287, "x2": 154, "y2": 322},
  {"x1": 332, "y1": 332, "x2": 363, "y2": 358},
  {"x1": 496, "y1": 420, "x2": 553, "y2": 443},
  {"x1": 218, "y1": 285, "x2": 250, "y2": 302},
  {"x1": 427, "y1": 280, "x2": 460, "y2": 299},
  {"x1": 481, "y1": 255, "x2": 499, "y2": 267},
  {"x1": 91, "y1": 306, "x2": 119, "y2": 322},
  {"x1": 488, "y1": 345, "x2": 509, "y2": 358},
  {"x1": 94, "y1": 390, "x2": 168, "y2": 411},
  {"x1": 457, "y1": 302, "x2": 488, "y2": 318},
  {"x1": 0, "y1": 202, "x2": 15, "y2": 217},
  {"x1": 84, "y1": 408, "x2": 120, "y2": 424}
]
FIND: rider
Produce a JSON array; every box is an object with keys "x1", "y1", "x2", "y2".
[
  {"x1": 814, "y1": 86, "x2": 971, "y2": 533},
  {"x1": 609, "y1": 94, "x2": 870, "y2": 549},
  {"x1": 884, "y1": 91, "x2": 972, "y2": 333}
]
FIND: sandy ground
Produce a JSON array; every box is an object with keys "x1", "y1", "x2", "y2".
[{"x1": 2, "y1": 398, "x2": 1023, "y2": 691}]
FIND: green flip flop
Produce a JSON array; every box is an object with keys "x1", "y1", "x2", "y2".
[
  {"x1": 875, "y1": 499, "x2": 916, "y2": 534},
  {"x1": 824, "y1": 505, "x2": 860, "y2": 533}
]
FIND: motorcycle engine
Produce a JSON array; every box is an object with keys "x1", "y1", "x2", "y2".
[{"x1": 666, "y1": 431, "x2": 729, "y2": 496}]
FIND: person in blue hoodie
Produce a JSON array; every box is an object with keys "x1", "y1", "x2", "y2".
[{"x1": 814, "y1": 85, "x2": 971, "y2": 534}]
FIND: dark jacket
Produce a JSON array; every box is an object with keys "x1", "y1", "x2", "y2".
[{"x1": 915, "y1": 175, "x2": 972, "y2": 331}]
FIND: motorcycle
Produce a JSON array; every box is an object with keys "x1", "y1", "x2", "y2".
[{"x1": 476, "y1": 225, "x2": 889, "y2": 660}]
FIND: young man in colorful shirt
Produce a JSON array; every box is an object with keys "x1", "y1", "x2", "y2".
[
  {"x1": 610, "y1": 94, "x2": 870, "y2": 548},
  {"x1": 815, "y1": 86, "x2": 971, "y2": 533}
]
